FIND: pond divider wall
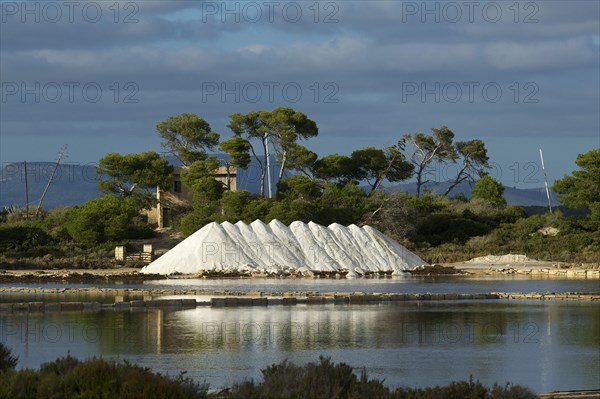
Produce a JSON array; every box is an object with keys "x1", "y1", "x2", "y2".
[{"x1": 0, "y1": 291, "x2": 598, "y2": 313}]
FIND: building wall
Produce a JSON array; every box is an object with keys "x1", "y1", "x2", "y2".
[{"x1": 147, "y1": 165, "x2": 237, "y2": 228}]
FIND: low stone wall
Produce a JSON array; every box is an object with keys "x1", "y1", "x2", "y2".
[
  {"x1": 0, "y1": 288, "x2": 598, "y2": 313},
  {"x1": 456, "y1": 266, "x2": 600, "y2": 279},
  {"x1": 487, "y1": 268, "x2": 600, "y2": 278},
  {"x1": 538, "y1": 390, "x2": 600, "y2": 399}
]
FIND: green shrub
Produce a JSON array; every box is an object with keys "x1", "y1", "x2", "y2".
[
  {"x1": 471, "y1": 175, "x2": 506, "y2": 206},
  {"x1": 0, "y1": 222, "x2": 54, "y2": 253},
  {"x1": 227, "y1": 357, "x2": 538, "y2": 399},
  {"x1": 65, "y1": 194, "x2": 153, "y2": 245},
  {"x1": 0, "y1": 355, "x2": 208, "y2": 399},
  {"x1": 0, "y1": 342, "x2": 18, "y2": 373}
]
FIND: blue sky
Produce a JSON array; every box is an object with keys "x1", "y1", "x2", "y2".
[{"x1": 1, "y1": 0, "x2": 599, "y2": 189}]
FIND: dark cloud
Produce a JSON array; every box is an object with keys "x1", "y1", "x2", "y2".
[{"x1": 0, "y1": 0, "x2": 598, "y2": 183}]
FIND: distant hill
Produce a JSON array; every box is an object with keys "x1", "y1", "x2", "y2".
[
  {"x1": 387, "y1": 180, "x2": 560, "y2": 207},
  {"x1": 0, "y1": 159, "x2": 263, "y2": 210},
  {"x1": 2, "y1": 161, "x2": 561, "y2": 210},
  {"x1": 0, "y1": 162, "x2": 101, "y2": 209}
]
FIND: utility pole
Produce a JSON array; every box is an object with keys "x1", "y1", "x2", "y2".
[
  {"x1": 265, "y1": 133, "x2": 272, "y2": 198},
  {"x1": 24, "y1": 160, "x2": 29, "y2": 220},
  {"x1": 35, "y1": 145, "x2": 68, "y2": 217},
  {"x1": 539, "y1": 149, "x2": 552, "y2": 213}
]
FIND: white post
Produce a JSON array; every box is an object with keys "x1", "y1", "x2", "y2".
[
  {"x1": 265, "y1": 134, "x2": 272, "y2": 198},
  {"x1": 539, "y1": 149, "x2": 552, "y2": 213}
]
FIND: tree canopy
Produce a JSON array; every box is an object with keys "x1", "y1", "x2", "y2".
[
  {"x1": 313, "y1": 154, "x2": 357, "y2": 183},
  {"x1": 96, "y1": 152, "x2": 173, "y2": 204},
  {"x1": 351, "y1": 141, "x2": 413, "y2": 195},
  {"x1": 226, "y1": 107, "x2": 318, "y2": 197},
  {"x1": 471, "y1": 175, "x2": 506, "y2": 206},
  {"x1": 443, "y1": 139, "x2": 490, "y2": 196},
  {"x1": 552, "y1": 148, "x2": 600, "y2": 223},
  {"x1": 65, "y1": 194, "x2": 154, "y2": 245},
  {"x1": 156, "y1": 113, "x2": 220, "y2": 166},
  {"x1": 405, "y1": 126, "x2": 457, "y2": 197}
]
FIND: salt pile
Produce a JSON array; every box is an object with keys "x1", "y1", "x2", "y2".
[
  {"x1": 140, "y1": 220, "x2": 427, "y2": 276},
  {"x1": 467, "y1": 254, "x2": 537, "y2": 264}
]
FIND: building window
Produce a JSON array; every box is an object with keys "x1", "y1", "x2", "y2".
[{"x1": 173, "y1": 180, "x2": 182, "y2": 193}]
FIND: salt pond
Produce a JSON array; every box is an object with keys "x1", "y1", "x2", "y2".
[
  {"x1": 3, "y1": 274, "x2": 600, "y2": 297},
  {"x1": 1, "y1": 277, "x2": 599, "y2": 394},
  {"x1": 1, "y1": 302, "x2": 598, "y2": 393}
]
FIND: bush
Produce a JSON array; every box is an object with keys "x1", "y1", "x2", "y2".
[
  {"x1": 471, "y1": 175, "x2": 506, "y2": 206},
  {"x1": 0, "y1": 355, "x2": 208, "y2": 399},
  {"x1": 0, "y1": 342, "x2": 18, "y2": 373},
  {"x1": 0, "y1": 222, "x2": 54, "y2": 253},
  {"x1": 65, "y1": 194, "x2": 153, "y2": 245},
  {"x1": 227, "y1": 357, "x2": 538, "y2": 399},
  {"x1": 0, "y1": 348, "x2": 539, "y2": 399}
]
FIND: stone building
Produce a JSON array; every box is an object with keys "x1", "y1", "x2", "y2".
[{"x1": 147, "y1": 165, "x2": 237, "y2": 228}]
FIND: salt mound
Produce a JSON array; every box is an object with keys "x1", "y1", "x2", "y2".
[
  {"x1": 467, "y1": 254, "x2": 538, "y2": 264},
  {"x1": 140, "y1": 220, "x2": 427, "y2": 276}
]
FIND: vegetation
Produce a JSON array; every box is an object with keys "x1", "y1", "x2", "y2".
[
  {"x1": 65, "y1": 194, "x2": 154, "y2": 246},
  {"x1": 404, "y1": 126, "x2": 457, "y2": 197},
  {"x1": 0, "y1": 343, "x2": 207, "y2": 399},
  {"x1": 0, "y1": 345, "x2": 537, "y2": 399},
  {"x1": 228, "y1": 357, "x2": 537, "y2": 399},
  {"x1": 0, "y1": 342, "x2": 18, "y2": 373},
  {"x1": 225, "y1": 107, "x2": 318, "y2": 197},
  {"x1": 1, "y1": 106, "x2": 598, "y2": 266},
  {"x1": 552, "y1": 148, "x2": 600, "y2": 228},
  {"x1": 97, "y1": 152, "x2": 173, "y2": 200},
  {"x1": 156, "y1": 113, "x2": 220, "y2": 166},
  {"x1": 471, "y1": 175, "x2": 507, "y2": 206}
]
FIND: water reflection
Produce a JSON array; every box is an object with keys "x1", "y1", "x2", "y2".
[
  {"x1": 1, "y1": 301, "x2": 598, "y2": 393},
  {"x1": 3, "y1": 275, "x2": 600, "y2": 296}
]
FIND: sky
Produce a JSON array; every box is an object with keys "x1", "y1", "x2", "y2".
[{"x1": 1, "y1": 0, "x2": 599, "y2": 189}]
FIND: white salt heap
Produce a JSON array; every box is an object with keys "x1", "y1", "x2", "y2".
[
  {"x1": 466, "y1": 254, "x2": 538, "y2": 264},
  {"x1": 140, "y1": 220, "x2": 427, "y2": 276}
]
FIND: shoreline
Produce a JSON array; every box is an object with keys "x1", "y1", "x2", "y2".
[
  {"x1": 1, "y1": 290, "x2": 599, "y2": 314},
  {"x1": 0, "y1": 261, "x2": 599, "y2": 285}
]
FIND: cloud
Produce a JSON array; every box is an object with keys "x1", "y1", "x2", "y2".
[
  {"x1": 0, "y1": 0, "x2": 598, "y2": 173},
  {"x1": 484, "y1": 37, "x2": 599, "y2": 71}
]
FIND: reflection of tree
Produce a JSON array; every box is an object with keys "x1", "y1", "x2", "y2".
[
  {"x1": 85, "y1": 301, "x2": 598, "y2": 364},
  {"x1": 554, "y1": 304, "x2": 600, "y2": 347},
  {"x1": 95, "y1": 310, "x2": 165, "y2": 354}
]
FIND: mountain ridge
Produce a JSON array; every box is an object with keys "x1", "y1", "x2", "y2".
[{"x1": 1, "y1": 161, "x2": 560, "y2": 209}]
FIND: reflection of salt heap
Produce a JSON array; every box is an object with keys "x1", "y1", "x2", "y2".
[{"x1": 140, "y1": 220, "x2": 427, "y2": 276}]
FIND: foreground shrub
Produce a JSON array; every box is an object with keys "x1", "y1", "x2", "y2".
[
  {"x1": 0, "y1": 342, "x2": 17, "y2": 373},
  {"x1": 0, "y1": 355, "x2": 208, "y2": 399},
  {"x1": 0, "y1": 346, "x2": 539, "y2": 399},
  {"x1": 0, "y1": 222, "x2": 54, "y2": 253},
  {"x1": 227, "y1": 357, "x2": 538, "y2": 399},
  {"x1": 65, "y1": 194, "x2": 154, "y2": 245}
]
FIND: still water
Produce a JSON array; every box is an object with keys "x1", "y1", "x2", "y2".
[
  {"x1": 1, "y1": 300, "x2": 598, "y2": 393},
  {"x1": 3, "y1": 275, "x2": 600, "y2": 296}
]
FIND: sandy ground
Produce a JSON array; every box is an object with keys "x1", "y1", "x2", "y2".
[
  {"x1": 1, "y1": 268, "x2": 141, "y2": 276},
  {"x1": 449, "y1": 260, "x2": 600, "y2": 277}
]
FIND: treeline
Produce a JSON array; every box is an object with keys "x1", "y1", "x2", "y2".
[
  {"x1": 0, "y1": 343, "x2": 538, "y2": 399},
  {"x1": 0, "y1": 108, "x2": 598, "y2": 264}
]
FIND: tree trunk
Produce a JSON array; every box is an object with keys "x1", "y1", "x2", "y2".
[
  {"x1": 370, "y1": 176, "x2": 384, "y2": 196},
  {"x1": 277, "y1": 150, "x2": 287, "y2": 185},
  {"x1": 443, "y1": 163, "x2": 468, "y2": 197},
  {"x1": 248, "y1": 141, "x2": 264, "y2": 197},
  {"x1": 260, "y1": 138, "x2": 267, "y2": 198},
  {"x1": 264, "y1": 133, "x2": 272, "y2": 198},
  {"x1": 415, "y1": 167, "x2": 423, "y2": 197},
  {"x1": 225, "y1": 162, "x2": 231, "y2": 190}
]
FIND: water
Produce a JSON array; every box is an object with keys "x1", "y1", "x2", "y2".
[
  {"x1": 1, "y1": 300, "x2": 598, "y2": 393},
  {"x1": 3, "y1": 274, "x2": 600, "y2": 295},
  {"x1": 142, "y1": 275, "x2": 600, "y2": 294}
]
